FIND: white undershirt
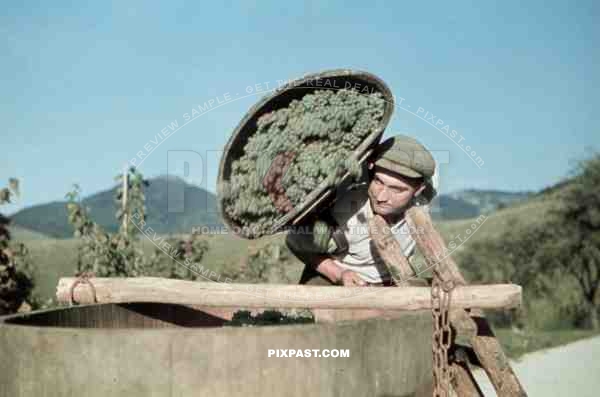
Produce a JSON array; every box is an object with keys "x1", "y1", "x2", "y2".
[{"x1": 328, "y1": 184, "x2": 418, "y2": 283}]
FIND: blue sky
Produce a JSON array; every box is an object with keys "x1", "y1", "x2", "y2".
[{"x1": 1, "y1": 0, "x2": 598, "y2": 214}]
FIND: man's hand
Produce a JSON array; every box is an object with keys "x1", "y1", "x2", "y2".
[
  {"x1": 314, "y1": 257, "x2": 368, "y2": 286},
  {"x1": 340, "y1": 269, "x2": 367, "y2": 286}
]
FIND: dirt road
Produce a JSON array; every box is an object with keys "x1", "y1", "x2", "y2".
[{"x1": 473, "y1": 335, "x2": 600, "y2": 396}]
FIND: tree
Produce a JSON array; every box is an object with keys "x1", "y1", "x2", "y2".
[
  {"x1": 149, "y1": 233, "x2": 209, "y2": 280},
  {"x1": 457, "y1": 222, "x2": 557, "y2": 328},
  {"x1": 539, "y1": 153, "x2": 600, "y2": 329},
  {"x1": 456, "y1": 153, "x2": 600, "y2": 330},
  {"x1": 0, "y1": 178, "x2": 35, "y2": 314},
  {"x1": 114, "y1": 166, "x2": 149, "y2": 237},
  {"x1": 67, "y1": 166, "x2": 213, "y2": 281},
  {"x1": 65, "y1": 167, "x2": 151, "y2": 277},
  {"x1": 230, "y1": 240, "x2": 293, "y2": 283}
]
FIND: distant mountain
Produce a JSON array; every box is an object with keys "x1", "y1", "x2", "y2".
[
  {"x1": 431, "y1": 189, "x2": 534, "y2": 220},
  {"x1": 450, "y1": 189, "x2": 534, "y2": 213},
  {"x1": 430, "y1": 195, "x2": 480, "y2": 220},
  {"x1": 9, "y1": 172, "x2": 537, "y2": 237},
  {"x1": 11, "y1": 175, "x2": 223, "y2": 238}
]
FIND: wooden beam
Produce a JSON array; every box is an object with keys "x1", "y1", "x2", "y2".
[
  {"x1": 451, "y1": 346, "x2": 484, "y2": 397},
  {"x1": 404, "y1": 206, "x2": 466, "y2": 285},
  {"x1": 451, "y1": 363, "x2": 484, "y2": 397},
  {"x1": 405, "y1": 206, "x2": 528, "y2": 397},
  {"x1": 368, "y1": 214, "x2": 416, "y2": 282},
  {"x1": 56, "y1": 277, "x2": 521, "y2": 311},
  {"x1": 449, "y1": 309, "x2": 478, "y2": 339}
]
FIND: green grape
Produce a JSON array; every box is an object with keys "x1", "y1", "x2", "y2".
[{"x1": 224, "y1": 88, "x2": 386, "y2": 237}]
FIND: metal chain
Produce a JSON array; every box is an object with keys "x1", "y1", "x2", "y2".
[{"x1": 431, "y1": 271, "x2": 455, "y2": 397}]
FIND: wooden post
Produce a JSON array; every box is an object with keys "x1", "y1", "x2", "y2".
[
  {"x1": 405, "y1": 206, "x2": 527, "y2": 397},
  {"x1": 122, "y1": 164, "x2": 129, "y2": 236}
]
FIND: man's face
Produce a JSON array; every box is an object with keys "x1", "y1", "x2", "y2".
[{"x1": 367, "y1": 165, "x2": 425, "y2": 217}]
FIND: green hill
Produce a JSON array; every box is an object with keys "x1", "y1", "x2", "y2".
[
  {"x1": 447, "y1": 189, "x2": 533, "y2": 213},
  {"x1": 436, "y1": 184, "x2": 561, "y2": 248},
  {"x1": 430, "y1": 189, "x2": 533, "y2": 221},
  {"x1": 7, "y1": 225, "x2": 50, "y2": 240}
]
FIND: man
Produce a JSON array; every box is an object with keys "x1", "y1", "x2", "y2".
[{"x1": 286, "y1": 134, "x2": 437, "y2": 287}]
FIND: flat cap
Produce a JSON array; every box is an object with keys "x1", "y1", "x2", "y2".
[{"x1": 372, "y1": 135, "x2": 436, "y2": 178}]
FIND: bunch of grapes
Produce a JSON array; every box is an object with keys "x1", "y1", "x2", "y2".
[{"x1": 220, "y1": 88, "x2": 386, "y2": 237}]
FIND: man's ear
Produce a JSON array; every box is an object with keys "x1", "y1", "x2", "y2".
[
  {"x1": 414, "y1": 183, "x2": 426, "y2": 197},
  {"x1": 367, "y1": 162, "x2": 374, "y2": 170}
]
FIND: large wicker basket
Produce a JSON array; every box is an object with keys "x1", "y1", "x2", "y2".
[{"x1": 217, "y1": 69, "x2": 395, "y2": 239}]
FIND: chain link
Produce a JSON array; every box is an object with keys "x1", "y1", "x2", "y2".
[{"x1": 431, "y1": 272, "x2": 455, "y2": 397}]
